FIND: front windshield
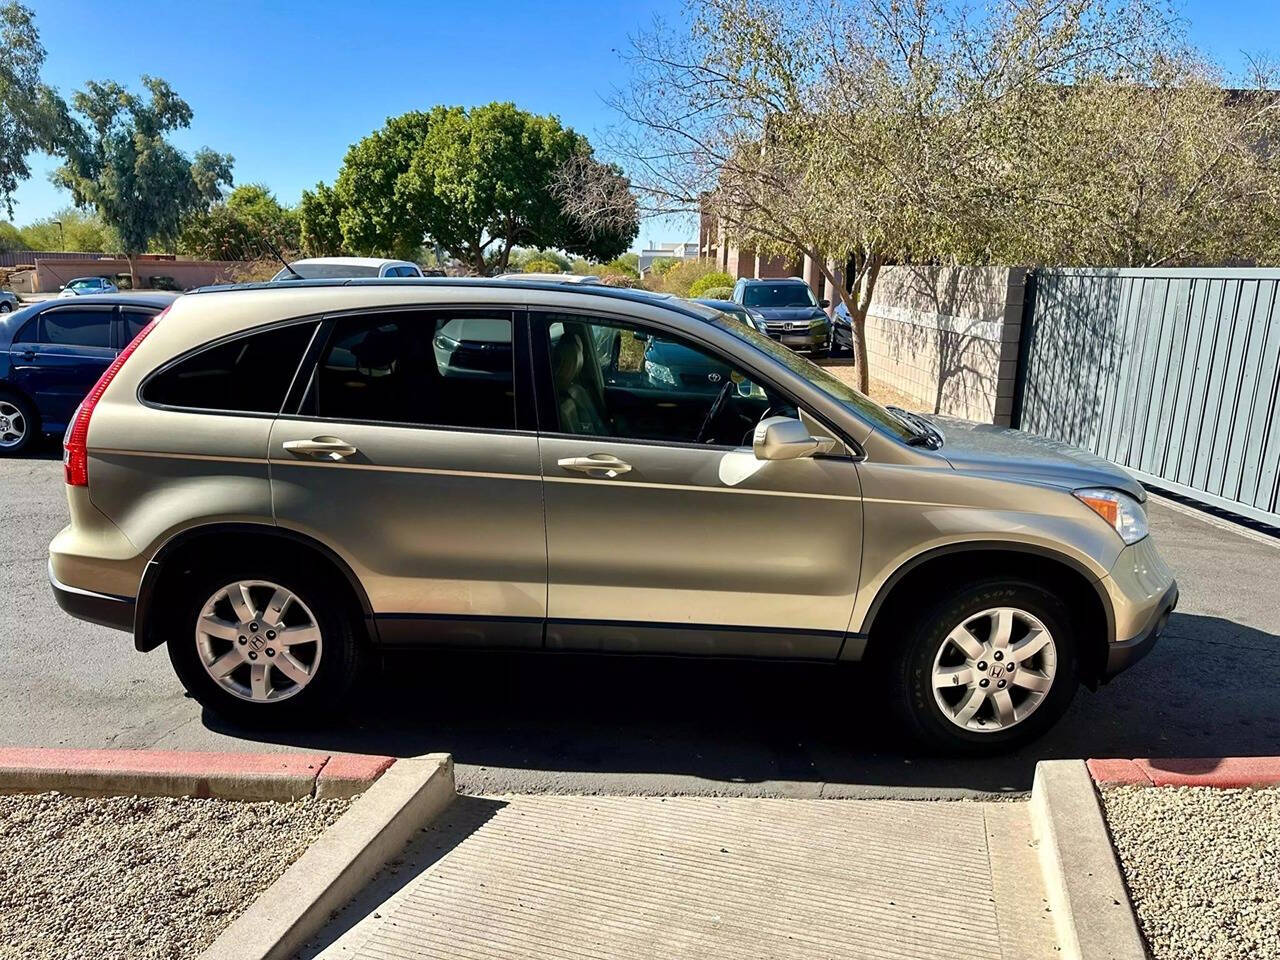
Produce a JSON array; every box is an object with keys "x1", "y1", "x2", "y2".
[
  {"x1": 274, "y1": 263, "x2": 382, "y2": 281},
  {"x1": 712, "y1": 313, "x2": 916, "y2": 442},
  {"x1": 68, "y1": 279, "x2": 97, "y2": 289},
  {"x1": 742, "y1": 283, "x2": 817, "y2": 308}
]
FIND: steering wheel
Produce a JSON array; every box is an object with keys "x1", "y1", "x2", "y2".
[{"x1": 694, "y1": 379, "x2": 737, "y2": 444}]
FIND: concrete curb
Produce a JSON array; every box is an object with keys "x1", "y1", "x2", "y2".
[
  {"x1": 0, "y1": 748, "x2": 394, "y2": 801},
  {"x1": 200, "y1": 752, "x2": 455, "y2": 960},
  {"x1": 1030, "y1": 760, "x2": 1148, "y2": 960},
  {"x1": 1088, "y1": 756, "x2": 1280, "y2": 788}
]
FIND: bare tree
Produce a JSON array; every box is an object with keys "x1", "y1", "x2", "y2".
[{"x1": 565, "y1": 0, "x2": 1262, "y2": 393}]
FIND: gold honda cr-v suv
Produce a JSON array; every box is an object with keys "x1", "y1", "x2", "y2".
[{"x1": 48, "y1": 279, "x2": 1177, "y2": 753}]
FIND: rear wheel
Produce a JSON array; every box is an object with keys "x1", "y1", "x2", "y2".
[
  {"x1": 885, "y1": 578, "x2": 1078, "y2": 754},
  {"x1": 0, "y1": 391, "x2": 37, "y2": 455},
  {"x1": 167, "y1": 563, "x2": 364, "y2": 725}
]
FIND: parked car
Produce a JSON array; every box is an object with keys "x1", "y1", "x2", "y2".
[
  {"x1": 48, "y1": 278, "x2": 1176, "y2": 754},
  {"x1": 732, "y1": 277, "x2": 831, "y2": 357},
  {"x1": 0, "y1": 291, "x2": 19, "y2": 313},
  {"x1": 58, "y1": 276, "x2": 119, "y2": 297},
  {"x1": 693, "y1": 297, "x2": 767, "y2": 334},
  {"x1": 271, "y1": 257, "x2": 423, "y2": 281},
  {"x1": 831, "y1": 300, "x2": 855, "y2": 358},
  {"x1": 0, "y1": 293, "x2": 177, "y2": 453}
]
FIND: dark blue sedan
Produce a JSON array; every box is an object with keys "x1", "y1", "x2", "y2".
[{"x1": 0, "y1": 293, "x2": 177, "y2": 454}]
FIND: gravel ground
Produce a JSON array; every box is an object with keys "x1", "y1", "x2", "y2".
[
  {"x1": 1102, "y1": 785, "x2": 1280, "y2": 959},
  {"x1": 0, "y1": 792, "x2": 350, "y2": 959}
]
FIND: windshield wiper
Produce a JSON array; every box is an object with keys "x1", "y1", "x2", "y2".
[{"x1": 886, "y1": 406, "x2": 944, "y2": 449}]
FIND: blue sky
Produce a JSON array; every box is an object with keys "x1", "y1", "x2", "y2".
[{"x1": 9, "y1": 0, "x2": 1279, "y2": 247}]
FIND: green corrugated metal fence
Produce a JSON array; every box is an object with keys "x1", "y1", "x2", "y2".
[{"x1": 1017, "y1": 268, "x2": 1280, "y2": 527}]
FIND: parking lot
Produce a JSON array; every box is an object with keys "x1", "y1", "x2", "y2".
[{"x1": 3, "y1": 444, "x2": 1278, "y2": 799}]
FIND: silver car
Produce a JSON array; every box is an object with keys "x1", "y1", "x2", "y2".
[{"x1": 48, "y1": 279, "x2": 1176, "y2": 752}]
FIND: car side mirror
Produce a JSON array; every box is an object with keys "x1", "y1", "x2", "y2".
[
  {"x1": 753, "y1": 416, "x2": 841, "y2": 461},
  {"x1": 819, "y1": 298, "x2": 830, "y2": 308}
]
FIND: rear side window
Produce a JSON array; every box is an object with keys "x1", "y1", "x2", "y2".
[
  {"x1": 40, "y1": 310, "x2": 113, "y2": 348},
  {"x1": 304, "y1": 311, "x2": 514, "y2": 430},
  {"x1": 143, "y1": 322, "x2": 316, "y2": 413}
]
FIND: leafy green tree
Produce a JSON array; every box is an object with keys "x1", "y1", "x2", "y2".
[
  {"x1": 53, "y1": 76, "x2": 232, "y2": 284},
  {"x1": 326, "y1": 103, "x2": 637, "y2": 273},
  {"x1": 179, "y1": 183, "x2": 298, "y2": 260},
  {"x1": 335, "y1": 111, "x2": 434, "y2": 260},
  {"x1": 0, "y1": 220, "x2": 26, "y2": 249},
  {"x1": 649, "y1": 257, "x2": 678, "y2": 277},
  {"x1": 20, "y1": 206, "x2": 118, "y2": 251},
  {"x1": 298, "y1": 182, "x2": 347, "y2": 257},
  {"x1": 689, "y1": 270, "x2": 733, "y2": 297},
  {"x1": 0, "y1": 2, "x2": 71, "y2": 217}
]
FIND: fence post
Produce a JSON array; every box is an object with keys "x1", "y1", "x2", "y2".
[{"x1": 1008, "y1": 270, "x2": 1037, "y2": 429}]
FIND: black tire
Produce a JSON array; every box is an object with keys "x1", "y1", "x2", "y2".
[
  {"x1": 884, "y1": 578, "x2": 1079, "y2": 755},
  {"x1": 0, "y1": 302, "x2": 11, "y2": 313},
  {"x1": 167, "y1": 560, "x2": 365, "y2": 726},
  {"x1": 0, "y1": 388, "x2": 38, "y2": 456}
]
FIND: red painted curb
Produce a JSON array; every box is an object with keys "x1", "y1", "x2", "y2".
[
  {"x1": 0, "y1": 747, "x2": 396, "y2": 801},
  {"x1": 1088, "y1": 756, "x2": 1280, "y2": 788}
]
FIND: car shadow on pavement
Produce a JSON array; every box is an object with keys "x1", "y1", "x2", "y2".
[{"x1": 210, "y1": 611, "x2": 1280, "y2": 796}]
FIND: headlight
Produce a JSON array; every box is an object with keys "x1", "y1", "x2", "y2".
[
  {"x1": 1074, "y1": 488, "x2": 1148, "y2": 544},
  {"x1": 644, "y1": 360, "x2": 676, "y2": 387},
  {"x1": 809, "y1": 317, "x2": 829, "y2": 330}
]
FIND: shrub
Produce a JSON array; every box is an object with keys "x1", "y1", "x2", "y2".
[
  {"x1": 523, "y1": 257, "x2": 563, "y2": 274},
  {"x1": 598, "y1": 274, "x2": 638, "y2": 287},
  {"x1": 659, "y1": 258, "x2": 720, "y2": 297},
  {"x1": 697, "y1": 285, "x2": 734, "y2": 301},
  {"x1": 688, "y1": 271, "x2": 734, "y2": 298}
]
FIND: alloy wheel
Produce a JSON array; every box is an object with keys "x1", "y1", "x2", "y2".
[
  {"x1": 195, "y1": 580, "x2": 323, "y2": 703},
  {"x1": 0, "y1": 401, "x2": 27, "y2": 449},
  {"x1": 931, "y1": 606, "x2": 1057, "y2": 732}
]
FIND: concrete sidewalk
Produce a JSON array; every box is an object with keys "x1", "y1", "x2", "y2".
[{"x1": 301, "y1": 795, "x2": 1057, "y2": 959}]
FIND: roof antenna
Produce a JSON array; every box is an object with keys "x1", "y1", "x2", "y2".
[{"x1": 260, "y1": 233, "x2": 303, "y2": 281}]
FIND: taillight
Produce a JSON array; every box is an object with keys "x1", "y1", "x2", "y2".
[{"x1": 64, "y1": 305, "x2": 169, "y2": 486}]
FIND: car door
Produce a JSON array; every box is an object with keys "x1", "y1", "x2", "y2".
[
  {"x1": 533, "y1": 310, "x2": 863, "y2": 658},
  {"x1": 8, "y1": 304, "x2": 117, "y2": 430},
  {"x1": 269, "y1": 306, "x2": 546, "y2": 647}
]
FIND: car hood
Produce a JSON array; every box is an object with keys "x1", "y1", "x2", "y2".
[
  {"x1": 926, "y1": 415, "x2": 1145, "y2": 500},
  {"x1": 751, "y1": 306, "x2": 827, "y2": 322}
]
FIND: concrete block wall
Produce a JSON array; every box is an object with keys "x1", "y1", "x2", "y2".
[{"x1": 862, "y1": 266, "x2": 1027, "y2": 425}]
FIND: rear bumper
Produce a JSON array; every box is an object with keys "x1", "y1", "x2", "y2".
[
  {"x1": 49, "y1": 561, "x2": 135, "y2": 633},
  {"x1": 1104, "y1": 581, "x2": 1177, "y2": 680}
]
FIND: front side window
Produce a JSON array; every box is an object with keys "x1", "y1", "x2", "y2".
[
  {"x1": 143, "y1": 322, "x2": 316, "y2": 413},
  {"x1": 741, "y1": 283, "x2": 817, "y2": 309},
  {"x1": 543, "y1": 313, "x2": 794, "y2": 447},
  {"x1": 41, "y1": 310, "x2": 112, "y2": 348},
  {"x1": 123, "y1": 309, "x2": 158, "y2": 343},
  {"x1": 305, "y1": 311, "x2": 515, "y2": 430}
]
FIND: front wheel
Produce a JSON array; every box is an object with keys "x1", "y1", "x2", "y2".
[
  {"x1": 0, "y1": 391, "x2": 37, "y2": 455},
  {"x1": 167, "y1": 564, "x2": 364, "y2": 726},
  {"x1": 885, "y1": 579, "x2": 1078, "y2": 754}
]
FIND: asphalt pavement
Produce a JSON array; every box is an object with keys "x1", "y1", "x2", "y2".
[{"x1": 3, "y1": 443, "x2": 1278, "y2": 798}]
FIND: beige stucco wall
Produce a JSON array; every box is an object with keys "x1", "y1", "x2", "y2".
[
  {"x1": 32, "y1": 257, "x2": 245, "y2": 293},
  {"x1": 863, "y1": 266, "x2": 1027, "y2": 425}
]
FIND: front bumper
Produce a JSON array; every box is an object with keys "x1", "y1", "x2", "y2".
[
  {"x1": 769, "y1": 330, "x2": 828, "y2": 351},
  {"x1": 1104, "y1": 582, "x2": 1177, "y2": 678},
  {"x1": 49, "y1": 561, "x2": 135, "y2": 633},
  {"x1": 1099, "y1": 535, "x2": 1178, "y2": 680}
]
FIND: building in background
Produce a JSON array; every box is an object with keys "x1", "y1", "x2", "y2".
[{"x1": 636, "y1": 241, "x2": 699, "y2": 278}]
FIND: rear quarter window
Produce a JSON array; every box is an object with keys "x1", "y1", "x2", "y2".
[{"x1": 142, "y1": 322, "x2": 317, "y2": 414}]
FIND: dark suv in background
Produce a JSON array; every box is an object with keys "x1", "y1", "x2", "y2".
[
  {"x1": 0, "y1": 293, "x2": 177, "y2": 454},
  {"x1": 732, "y1": 277, "x2": 831, "y2": 357}
]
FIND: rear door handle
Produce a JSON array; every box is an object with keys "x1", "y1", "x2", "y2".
[
  {"x1": 282, "y1": 437, "x2": 358, "y2": 460},
  {"x1": 557, "y1": 454, "x2": 633, "y2": 478},
  {"x1": 19, "y1": 350, "x2": 35, "y2": 362}
]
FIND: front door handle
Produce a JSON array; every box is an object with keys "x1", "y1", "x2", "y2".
[
  {"x1": 557, "y1": 454, "x2": 633, "y2": 478},
  {"x1": 19, "y1": 350, "x2": 35, "y2": 362},
  {"x1": 282, "y1": 437, "x2": 358, "y2": 460}
]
